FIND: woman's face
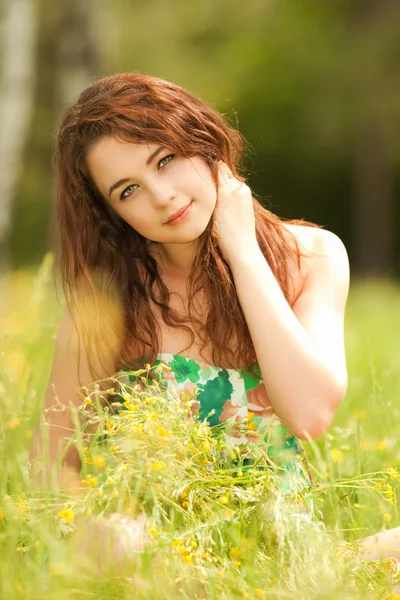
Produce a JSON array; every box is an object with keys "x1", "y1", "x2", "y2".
[{"x1": 86, "y1": 136, "x2": 218, "y2": 244}]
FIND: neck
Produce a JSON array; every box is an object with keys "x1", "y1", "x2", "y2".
[{"x1": 149, "y1": 240, "x2": 200, "y2": 279}]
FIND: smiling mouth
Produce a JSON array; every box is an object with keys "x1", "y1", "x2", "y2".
[{"x1": 165, "y1": 201, "x2": 192, "y2": 224}]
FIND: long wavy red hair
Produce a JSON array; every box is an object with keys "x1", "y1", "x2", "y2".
[{"x1": 52, "y1": 72, "x2": 322, "y2": 383}]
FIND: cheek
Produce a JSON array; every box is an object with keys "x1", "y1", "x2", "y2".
[
  {"x1": 186, "y1": 159, "x2": 216, "y2": 197},
  {"x1": 116, "y1": 207, "x2": 151, "y2": 236},
  {"x1": 193, "y1": 172, "x2": 217, "y2": 208}
]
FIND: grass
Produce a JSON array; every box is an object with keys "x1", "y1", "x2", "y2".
[{"x1": 0, "y1": 255, "x2": 399, "y2": 599}]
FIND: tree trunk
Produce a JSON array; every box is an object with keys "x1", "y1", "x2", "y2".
[
  {"x1": 55, "y1": 0, "x2": 103, "y2": 114},
  {"x1": 352, "y1": 0, "x2": 398, "y2": 276},
  {"x1": 353, "y1": 116, "x2": 393, "y2": 275},
  {"x1": 0, "y1": 0, "x2": 38, "y2": 282}
]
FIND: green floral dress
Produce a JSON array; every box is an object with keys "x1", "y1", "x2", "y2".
[{"x1": 121, "y1": 353, "x2": 312, "y2": 504}]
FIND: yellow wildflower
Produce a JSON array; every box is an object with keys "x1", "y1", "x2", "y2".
[
  {"x1": 16, "y1": 546, "x2": 28, "y2": 553},
  {"x1": 384, "y1": 513, "x2": 391, "y2": 522},
  {"x1": 84, "y1": 397, "x2": 91, "y2": 405},
  {"x1": 93, "y1": 455, "x2": 106, "y2": 468},
  {"x1": 16, "y1": 498, "x2": 26, "y2": 513},
  {"x1": 150, "y1": 461, "x2": 164, "y2": 471},
  {"x1": 105, "y1": 421, "x2": 116, "y2": 435},
  {"x1": 58, "y1": 509, "x2": 74, "y2": 523},
  {"x1": 201, "y1": 551, "x2": 210, "y2": 559},
  {"x1": 156, "y1": 427, "x2": 169, "y2": 437},
  {"x1": 385, "y1": 484, "x2": 394, "y2": 504},
  {"x1": 255, "y1": 590, "x2": 265, "y2": 598},
  {"x1": 110, "y1": 445, "x2": 119, "y2": 455},
  {"x1": 354, "y1": 503, "x2": 360, "y2": 509},
  {"x1": 353, "y1": 409, "x2": 366, "y2": 421},
  {"x1": 330, "y1": 449, "x2": 343, "y2": 464},
  {"x1": 189, "y1": 539, "x2": 198, "y2": 549},
  {"x1": 377, "y1": 440, "x2": 388, "y2": 452},
  {"x1": 232, "y1": 560, "x2": 241, "y2": 568},
  {"x1": 247, "y1": 412, "x2": 254, "y2": 421},
  {"x1": 113, "y1": 490, "x2": 119, "y2": 498},
  {"x1": 83, "y1": 476, "x2": 97, "y2": 487},
  {"x1": 375, "y1": 482, "x2": 382, "y2": 492},
  {"x1": 388, "y1": 467, "x2": 399, "y2": 481},
  {"x1": 8, "y1": 417, "x2": 21, "y2": 431},
  {"x1": 183, "y1": 555, "x2": 192, "y2": 564},
  {"x1": 182, "y1": 501, "x2": 189, "y2": 509},
  {"x1": 218, "y1": 495, "x2": 229, "y2": 505},
  {"x1": 229, "y1": 547, "x2": 241, "y2": 559}
]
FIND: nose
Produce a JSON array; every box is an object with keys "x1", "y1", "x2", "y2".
[{"x1": 148, "y1": 179, "x2": 176, "y2": 207}]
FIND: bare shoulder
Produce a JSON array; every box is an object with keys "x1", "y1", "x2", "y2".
[{"x1": 281, "y1": 224, "x2": 349, "y2": 305}]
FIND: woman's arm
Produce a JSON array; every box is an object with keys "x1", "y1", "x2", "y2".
[
  {"x1": 29, "y1": 309, "x2": 118, "y2": 493},
  {"x1": 228, "y1": 229, "x2": 350, "y2": 440}
]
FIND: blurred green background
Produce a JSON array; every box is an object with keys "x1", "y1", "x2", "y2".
[{"x1": 1, "y1": 0, "x2": 399, "y2": 278}]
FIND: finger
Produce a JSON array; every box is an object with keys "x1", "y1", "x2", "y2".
[
  {"x1": 219, "y1": 166, "x2": 234, "y2": 185},
  {"x1": 218, "y1": 161, "x2": 232, "y2": 179}
]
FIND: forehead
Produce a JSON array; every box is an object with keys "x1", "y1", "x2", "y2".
[{"x1": 87, "y1": 136, "x2": 158, "y2": 171}]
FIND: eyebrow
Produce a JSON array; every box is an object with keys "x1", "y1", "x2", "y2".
[{"x1": 108, "y1": 145, "x2": 165, "y2": 198}]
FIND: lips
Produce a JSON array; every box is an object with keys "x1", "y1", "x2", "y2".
[{"x1": 165, "y1": 202, "x2": 192, "y2": 224}]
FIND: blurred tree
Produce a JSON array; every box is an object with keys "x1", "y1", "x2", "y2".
[
  {"x1": 0, "y1": 0, "x2": 38, "y2": 280},
  {"x1": 55, "y1": 0, "x2": 104, "y2": 113},
  {"x1": 9, "y1": 0, "x2": 104, "y2": 269},
  {"x1": 351, "y1": 0, "x2": 399, "y2": 276}
]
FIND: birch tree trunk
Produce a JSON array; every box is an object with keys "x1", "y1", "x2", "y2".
[{"x1": 0, "y1": 0, "x2": 38, "y2": 281}]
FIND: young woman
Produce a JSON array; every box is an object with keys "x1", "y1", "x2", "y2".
[{"x1": 29, "y1": 72, "x2": 398, "y2": 562}]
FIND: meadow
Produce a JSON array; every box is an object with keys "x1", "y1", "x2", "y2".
[{"x1": 0, "y1": 254, "x2": 399, "y2": 600}]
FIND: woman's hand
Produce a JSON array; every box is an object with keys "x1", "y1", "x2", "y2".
[
  {"x1": 214, "y1": 161, "x2": 260, "y2": 264},
  {"x1": 69, "y1": 512, "x2": 151, "y2": 574}
]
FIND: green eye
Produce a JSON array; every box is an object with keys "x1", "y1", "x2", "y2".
[
  {"x1": 158, "y1": 154, "x2": 175, "y2": 168},
  {"x1": 119, "y1": 154, "x2": 175, "y2": 200},
  {"x1": 120, "y1": 184, "x2": 137, "y2": 200}
]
